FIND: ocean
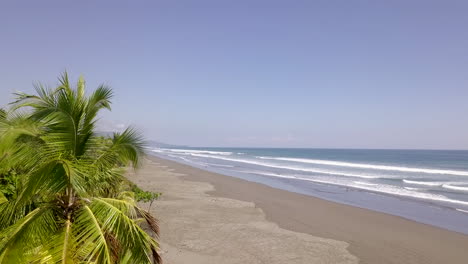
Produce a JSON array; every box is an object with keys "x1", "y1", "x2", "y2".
[{"x1": 149, "y1": 147, "x2": 468, "y2": 234}]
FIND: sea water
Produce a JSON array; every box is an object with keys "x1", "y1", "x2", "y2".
[{"x1": 150, "y1": 147, "x2": 468, "y2": 234}]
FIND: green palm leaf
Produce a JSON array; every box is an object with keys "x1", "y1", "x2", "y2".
[{"x1": 0, "y1": 72, "x2": 161, "y2": 263}]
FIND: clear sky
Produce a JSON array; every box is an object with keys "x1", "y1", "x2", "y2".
[{"x1": 1, "y1": 0, "x2": 467, "y2": 149}]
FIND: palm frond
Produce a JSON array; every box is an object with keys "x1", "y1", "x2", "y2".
[
  {"x1": 0, "y1": 193, "x2": 7, "y2": 205},
  {"x1": 90, "y1": 198, "x2": 160, "y2": 263},
  {"x1": 138, "y1": 207, "x2": 160, "y2": 236},
  {"x1": 0, "y1": 73, "x2": 159, "y2": 263},
  {"x1": 0, "y1": 206, "x2": 58, "y2": 262},
  {"x1": 111, "y1": 127, "x2": 146, "y2": 168},
  {"x1": 73, "y1": 205, "x2": 113, "y2": 263}
]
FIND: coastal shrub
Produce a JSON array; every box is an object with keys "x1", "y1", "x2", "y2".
[
  {"x1": 0, "y1": 73, "x2": 161, "y2": 263},
  {"x1": 131, "y1": 184, "x2": 162, "y2": 211}
]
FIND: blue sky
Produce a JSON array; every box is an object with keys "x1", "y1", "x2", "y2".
[{"x1": 1, "y1": 0, "x2": 467, "y2": 149}]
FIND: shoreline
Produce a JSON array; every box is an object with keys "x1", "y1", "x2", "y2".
[
  {"x1": 136, "y1": 155, "x2": 468, "y2": 264},
  {"x1": 154, "y1": 153, "x2": 468, "y2": 235},
  {"x1": 150, "y1": 148, "x2": 468, "y2": 235}
]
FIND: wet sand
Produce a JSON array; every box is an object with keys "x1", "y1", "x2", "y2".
[{"x1": 129, "y1": 156, "x2": 468, "y2": 264}]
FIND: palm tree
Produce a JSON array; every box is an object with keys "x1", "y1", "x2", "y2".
[{"x1": 0, "y1": 73, "x2": 161, "y2": 263}]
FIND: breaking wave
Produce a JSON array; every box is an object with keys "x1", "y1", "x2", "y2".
[{"x1": 258, "y1": 157, "x2": 468, "y2": 176}]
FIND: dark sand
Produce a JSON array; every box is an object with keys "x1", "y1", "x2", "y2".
[{"x1": 143, "y1": 156, "x2": 468, "y2": 264}]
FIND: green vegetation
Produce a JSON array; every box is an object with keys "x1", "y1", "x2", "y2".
[
  {"x1": 0, "y1": 73, "x2": 161, "y2": 263},
  {"x1": 131, "y1": 184, "x2": 161, "y2": 211}
]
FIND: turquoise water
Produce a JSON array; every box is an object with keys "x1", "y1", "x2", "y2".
[{"x1": 150, "y1": 147, "x2": 468, "y2": 233}]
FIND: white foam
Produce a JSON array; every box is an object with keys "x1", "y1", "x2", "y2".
[
  {"x1": 353, "y1": 181, "x2": 378, "y2": 186},
  {"x1": 204, "y1": 163, "x2": 235, "y2": 168},
  {"x1": 404, "y1": 187, "x2": 421, "y2": 191},
  {"x1": 158, "y1": 152, "x2": 468, "y2": 207},
  {"x1": 178, "y1": 156, "x2": 194, "y2": 163},
  {"x1": 162, "y1": 148, "x2": 233, "y2": 156},
  {"x1": 236, "y1": 169, "x2": 468, "y2": 207},
  {"x1": 294, "y1": 178, "x2": 468, "y2": 206},
  {"x1": 351, "y1": 184, "x2": 468, "y2": 206},
  {"x1": 442, "y1": 184, "x2": 468, "y2": 192},
  {"x1": 177, "y1": 156, "x2": 209, "y2": 167},
  {"x1": 189, "y1": 153, "x2": 381, "y2": 179},
  {"x1": 151, "y1": 149, "x2": 164, "y2": 153},
  {"x1": 403, "y1": 179, "x2": 444, "y2": 186},
  {"x1": 456, "y1": 208, "x2": 468, "y2": 214},
  {"x1": 241, "y1": 170, "x2": 297, "y2": 179},
  {"x1": 258, "y1": 157, "x2": 468, "y2": 176}
]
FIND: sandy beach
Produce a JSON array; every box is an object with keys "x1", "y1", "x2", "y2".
[{"x1": 129, "y1": 156, "x2": 468, "y2": 264}]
